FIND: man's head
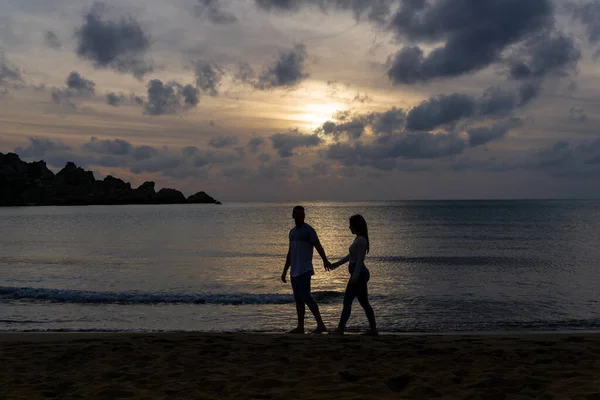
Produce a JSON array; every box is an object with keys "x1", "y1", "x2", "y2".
[{"x1": 292, "y1": 205, "x2": 305, "y2": 225}]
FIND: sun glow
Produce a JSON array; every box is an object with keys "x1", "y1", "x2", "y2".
[{"x1": 297, "y1": 102, "x2": 345, "y2": 130}]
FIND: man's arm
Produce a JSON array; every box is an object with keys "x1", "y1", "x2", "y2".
[
  {"x1": 310, "y1": 227, "x2": 330, "y2": 270},
  {"x1": 281, "y1": 250, "x2": 291, "y2": 283},
  {"x1": 314, "y1": 240, "x2": 330, "y2": 269}
]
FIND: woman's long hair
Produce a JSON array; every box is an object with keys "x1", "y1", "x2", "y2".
[{"x1": 350, "y1": 214, "x2": 369, "y2": 254}]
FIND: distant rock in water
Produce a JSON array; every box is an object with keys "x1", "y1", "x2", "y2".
[
  {"x1": 0, "y1": 152, "x2": 221, "y2": 206},
  {"x1": 188, "y1": 191, "x2": 220, "y2": 204}
]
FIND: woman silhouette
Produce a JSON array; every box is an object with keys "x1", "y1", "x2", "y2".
[{"x1": 329, "y1": 214, "x2": 377, "y2": 336}]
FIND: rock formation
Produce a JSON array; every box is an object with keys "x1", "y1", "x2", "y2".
[{"x1": 0, "y1": 152, "x2": 221, "y2": 206}]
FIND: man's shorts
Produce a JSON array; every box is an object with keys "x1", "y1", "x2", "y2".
[{"x1": 291, "y1": 271, "x2": 314, "y2": 303}]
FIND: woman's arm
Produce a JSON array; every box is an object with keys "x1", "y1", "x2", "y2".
[
  {"x1": 350, "y1": 238, "x2": 367, "y2": 281},
  {"x1": 331, "y1": 254, "x2": 350, "y2": 269}
]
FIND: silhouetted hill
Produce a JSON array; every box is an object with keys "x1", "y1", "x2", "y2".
[{"x1": 0, "y1": 152, "x2": 221, "y2": 206}]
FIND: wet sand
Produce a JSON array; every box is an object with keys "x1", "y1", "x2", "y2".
[{"x1": 2, "y1": 332, "x2": 600, "y2": 399}]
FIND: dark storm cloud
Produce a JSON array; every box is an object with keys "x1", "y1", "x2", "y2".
[
  {"x1": 258, "y1": 158, "x2": 294, "y2": 180},
  {"x1": 83, "y1": 137, "x2": 132, "y2": 155},
  {"x1": 518, "y1": 82, "x2": 540, "y2": 106},
  {"x1": 44, "y1": 31, "x2": 61, "y2": 49},
  {"x1": 131, "y1": 93, "x2": 145, "y2": 106},
  {"x1": 233, "y1": 63, "x2": 256, "y2": 85},
  {"x1": 0, "y1": 53, "x2": 23, "y2": 91},
  {"x1": 467, "y1": 118, "x2": 522, "y2": 147},
  {"x1": 195, "y1": 0, "x2": 238, "y2": 24},
  {"x1": 50, "y1": 71, "x2": 96, "y2": 108},
  {"x1": 507, "y1": 32, "x2": 581, "y2": 80},
  {"x1": 248, "y1": 136, "x2": 265, "y2": 153},
  {"x1": 255, "y1": 44, "x2": 309, "y2": 90},
  {"x1": 405, "y1": 93, "x2": 475, "y2": 131},
  {"x1": 66, "y1": 71, "x2": 96, "y2": 94},
  {"x1": 318, "y1": 118, "x2": 366, "y2": 139},
  {"x1": 522, "y1": 139, "x2": 600, "y2": 177},
  {"x1": 368, "y1": 107, "x2": 406, "y2": 136},
  {"x1": 325, "y1": 131, "x2": 467, "y2": 171},
  {"x1": 144, "y1": 80, "x2": 199, "y2": 116},
  {"x1": 133, "y1": 145, "x2": 159, "y2": 160},
  {"x1": 180, "y1": 84, "x2": 200, "y2": 107},
  {"x1": 194, "y1": 63, "x2": 225, "y2": 96},
  {"x1": 319, "y1": 85, "x2": 527, "y2": 140},
  {"x1": 324, "y1": 117, "x2": 521, "y2": 171},
  {"x1": 106, "y1": 92, "x2": 125, "y2": 106},
  {"x1": 14, "y1": 138, "x2": 71, "y2": 158},
  {"x1": 75, "y1": 2, "x2": 153, "y2": 79},
  {"x1": 270, "y1": 130, "x2": 323, "y2": 157},
  {"x1": 571, "y1": 0, "x2": 600, "y2": 47},
  {"x1": 387, "y1": 0, "x2": 555, "y2": 84},
  {"x1": 209, "y1": 135, "x2": 238, "y2": 148},
  {"x1": 253, "y1": 0, "x2": 397, "y2": 23}
]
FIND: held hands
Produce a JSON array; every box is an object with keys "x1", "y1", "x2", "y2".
[{"x1": 325, "y1": 260, "x2": 339, "y2": 271}]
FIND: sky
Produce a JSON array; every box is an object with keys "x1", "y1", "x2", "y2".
[{"x1": 2, "y1": 0, "x2": 600, "y2": 201}]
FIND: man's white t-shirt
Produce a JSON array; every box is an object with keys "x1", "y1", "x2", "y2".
[{"x1": 289, "y1": 223, "x2": 319, "y2": 278}]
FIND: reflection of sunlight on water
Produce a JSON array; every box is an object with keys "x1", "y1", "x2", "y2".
[{"x1": 3, "y1": 201, "x2": 600, "y2": 332}]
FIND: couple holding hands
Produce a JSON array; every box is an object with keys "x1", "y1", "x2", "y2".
[{"x1": 281, "y1": 206, "x2": 377, "y2": 336}]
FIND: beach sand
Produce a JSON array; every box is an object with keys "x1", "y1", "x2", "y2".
[{"x1": 2, "y1": 332, "x2": 600, "y2": 399}]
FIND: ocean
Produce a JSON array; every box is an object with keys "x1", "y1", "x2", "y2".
[{"x1": 1, "y1": 200, "x2": 600, "y2": 333}]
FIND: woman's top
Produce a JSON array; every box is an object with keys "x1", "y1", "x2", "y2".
[{"x1": 337, "y1": 236, "x2": 368, "y2": 280}]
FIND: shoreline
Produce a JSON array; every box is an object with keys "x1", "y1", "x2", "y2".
[{"x1": 3, "y1": 332, "x2": 600, "y2": 399}]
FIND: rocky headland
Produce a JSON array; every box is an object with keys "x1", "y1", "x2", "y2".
[{"x1": 0, "y1": 152, "x2": 221, "y2": 206}]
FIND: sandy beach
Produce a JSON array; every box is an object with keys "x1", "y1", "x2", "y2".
[{"x1": 1, "y1": 333, "x2": 600, "y2": 399}]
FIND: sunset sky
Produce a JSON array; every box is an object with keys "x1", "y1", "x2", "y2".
[{"x1": 2, "y1": 0, "x2": 600, "y2": 201}]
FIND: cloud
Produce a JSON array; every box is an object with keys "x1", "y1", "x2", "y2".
[
  {"x1": 571, "y1": 0, "x2": 600, "y2": 48},
  {"x1": 66, "y1": 71, "x2": 96, "y2": 94},
  {"x1": 253, "y1": 0, "x2": 397, "y2": 23},
  {"x1": 270, "y1": 130, "x2": 323, "y2": 157},
  {"x1": 233, "y1": 62, "x2": 256, "y2": 85},
  {"x1": 133, "y1": 145, "x2": 159, "y2": 160},
  {"x1": 106, "y1": 92, "x2": 125, "y2": 106},
  {"x1": 255, "y1": 44, "x2": 309, "y2": 90},
  {"x1": 506, "y1": 32, "x2": 581, "y2": 80},
  {"x1": 209, "y1": 135, "x2": 238, "y2": 148},
  {"x1": 180, "y1": 84, "x2": 200, "y2": 107},
  {"x1": 569, "y1": 107, "x2": 588, "y2": 123},
  {"x1": 467, "y1": 118, "x2": 522, "y2": 147},
  {"x1": 50, "y1": 71, "x2": 96, "y2": 108},
  {"x1": 318, "y1": 117, "x2": 367, "y2": 139},
  {"x1": 144, "y1": 80, "x2": 199, "y2": 116},
  {"x1": 327, "y1": 132, "x2": 467, "y2": 165},
  {"x1": 248, "y1": 136, "x2": 265, "y2": 153},
  {"x1": 258, "y1": 158, "x2": 294, "y2": 180},
  {"x1": 75, "y1": 2, "x2": 153, "y2": 79},
  {"x1": 405, "y1": 93, "x2": 476, "y2": 131},
  {"x1": 44, "y1": 31, "x2": 61, "y2": 49},
  {"x1": 322, "y1": 113, "x2": 522, "y2": 170},
  {"x1": 0, "y1": 53, "x2": 23, "y2": 92},
  {"x1": 83, "y1": 137, "x2": 132, "y2": 155},
  {"x1": 14, "y1": 138, "x2": 71, "y2": 158},
  {"x1": 319, "y1": 85, "x2": 529, "y2": 141},
  {"x1": 194, "y1": 62, "x2": 225, "y2": 96},
  {"x1": 368, "y1": 107, "x2": 406, "y2": 136},
  {"x1": 195, "y1": 0, "x2": 238, "y2": 24},
  {"x1": 387, "y1": 0, "x2": 555, "y2": 84},
  {"x1": 522, "y1": 139, "x2": 600, "y2": 177}
]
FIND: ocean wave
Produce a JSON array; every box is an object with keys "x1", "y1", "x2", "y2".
[{"x1": 0, "y1": 286, "x2": 343, "y2": 305}]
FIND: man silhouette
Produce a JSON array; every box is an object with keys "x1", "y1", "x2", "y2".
[{"x1": 281, "y1": 205, "x2": 329, "y2": 334}]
